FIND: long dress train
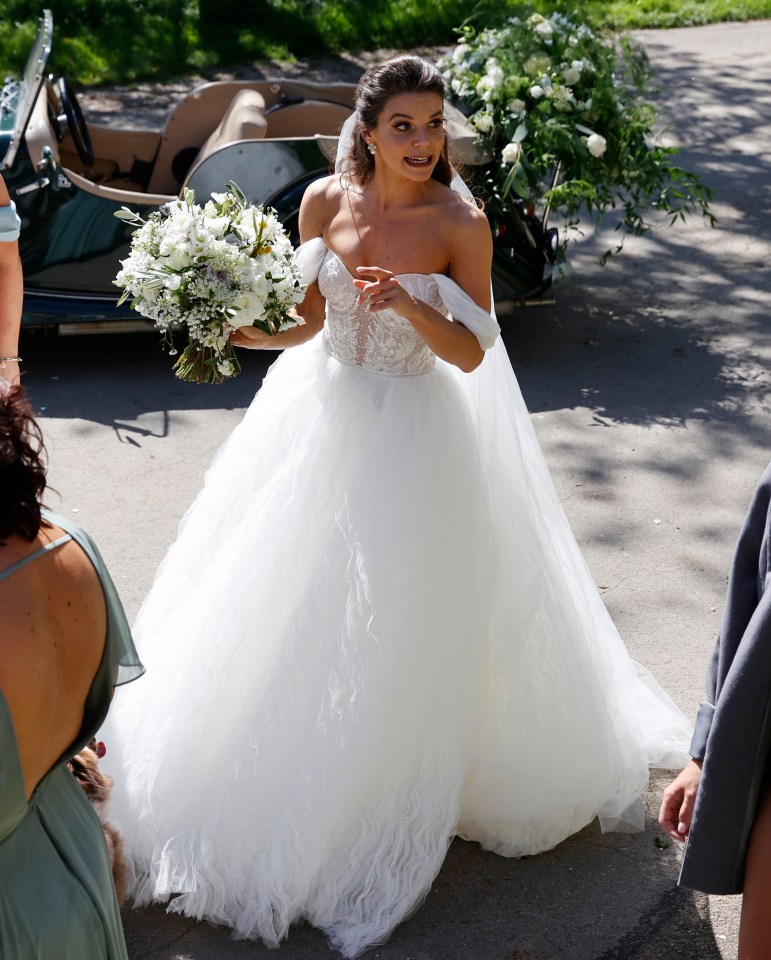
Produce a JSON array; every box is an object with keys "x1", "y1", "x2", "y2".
[{"x1": 103, "y1": 238, "x2": 690, "y2": 958}]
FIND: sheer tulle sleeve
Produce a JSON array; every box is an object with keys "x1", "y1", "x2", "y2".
[
  {"x1": 430, "y1": 274, "x2": 500, "y2": 350},
  {"x1": 294, "y1": 237, "x2": 328, "y2": 287}
]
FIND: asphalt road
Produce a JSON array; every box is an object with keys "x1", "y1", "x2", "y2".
[{"x1": 21, "y1": 19, "x2": 771, "y2": 960}]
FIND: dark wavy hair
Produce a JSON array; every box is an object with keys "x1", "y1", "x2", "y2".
[
  {"x1": 345, "y1": 55, "x2": 452, "y2": 187},
  {"x1": 0, "y1": 381, "x2": 48, "y2": 544}
]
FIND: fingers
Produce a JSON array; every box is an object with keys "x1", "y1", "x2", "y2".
[
  {"x1": 353, "y1": 272, "x2": 402, "y2": 313},
  {"x1": 659, "y1": 762, "x2": 702, "y2": 843},
  {"x1": 355, "y1": 266, "x2": 393, "y2": 282},
  {"x1": 229, "y1": 328, "x2": 264, "y2": 348},
  {"x1": 659, "y1": 787, "x2": 686, "y2": 841}
]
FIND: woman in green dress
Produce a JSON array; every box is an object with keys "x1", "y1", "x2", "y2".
[{"x1": 0, "y1": 373, "x2": 144, "y2": 950}]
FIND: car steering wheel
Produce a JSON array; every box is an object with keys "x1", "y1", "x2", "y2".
[{"x1": 55, "y1": 76, "x2": 94, "y2": 167}]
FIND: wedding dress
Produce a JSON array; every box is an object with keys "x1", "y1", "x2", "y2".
[{"x1": 104, "y1": 237, "x2": 691, "y2": 958}]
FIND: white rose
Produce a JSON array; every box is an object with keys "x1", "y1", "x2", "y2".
[
  {"x1": 229, "y1": 290, "x2": 266, "y2": 327},
  {"x1": 250, "y1": 273, "x2": 269, "y2": 298},
  {"x1": 476, "y1": 76, "x2": 495, "y2": 101},
  {"x1": 501, "y1": 142, "x2": 522, "y2": 165},
  {"x1": 553, "y1": 88, "x2": 575, "y2": 111},
  {"x1": 473, "y1": 112, "x2": 494, "y2": 133},
  {"x1": 206, "y1": 216, "x2": 230, "y2": 238},
  {"x1": 534, "y1": 20, "x2": 554, "y2": 40},
  {"x1": 163, "y1": 274, "x2": 182, "y2": 291},
  {"x1": 563, "y1": 64, "x2": 581, "y2": 86},
  {"x1": 586, "y1": 133, "x2": 607, "y2": 158},
  {"x1": 452, "y1": 43, "x2": 470, "y2": 64},
  {"x1": 485, "y1": 60, "x2": 505, "y2": 89},
  {"x1": 508, "y1": 98, "x2": 526, "y2": 113},
  {"x1": 166, "y1": 248, "x2": 192, "y2": 271},
  {"x1": 530, "y1": 84, "x2": 545, "y2": 99}
]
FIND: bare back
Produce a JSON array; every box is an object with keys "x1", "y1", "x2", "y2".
[{"x1": 0, "y1": 525, "x2": 106, "y2": 798}]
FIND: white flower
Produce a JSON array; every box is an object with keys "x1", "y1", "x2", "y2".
[
  {"x1": 508, "y1": 98, "x2": 526, "y2": 113},
  {"x1": 534, "y1": 20, "x2": 554, "y2": 41},
  {"x1": 206, "y1": 216, "x2": 230, "y2": 238},
  {"x1": 452, "y1": 43, "x2": 470, "y2": 64},
  {"x1": 485, "y1": 60, "x2": 505, "y2": 89},
  {"x1": 553, "y1": 87, "x2": 575, "y2": 112},
  {"x1": 501, "y1": 142, "x2": 522, "y2": 165},
  {"x1": 217, "y1": 359, "x2": 235, "y2": 377},
  {"x1": 473, "y1": 112, "x2": 494, "y2": 133},
  {"x1": 230, "y1": 290, "x2": 267, "y2": 326},
  {"x1": 586, "y1": 133, "x2": 607, "y2": 157},
  {"x1": 163, "y1": 274, "x2": 182, "y2": 291},
  {"x1": 563, "y1": 62, "x2": 582, "y2": 86},
  {"x1": 530, "y1": 84, "x2": 545, "y2": 99}
]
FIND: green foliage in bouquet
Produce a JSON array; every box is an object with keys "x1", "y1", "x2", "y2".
[{"x1": 439, "y1": 9, "x2": 716, "y2": 265}]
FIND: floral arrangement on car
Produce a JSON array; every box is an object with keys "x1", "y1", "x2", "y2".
[
  {"x1": 439, "y1": 10, "x2": 715, "y2": 267},
  {"x1": 113, "y1": 183, "x2": 305, "y2": 383}
]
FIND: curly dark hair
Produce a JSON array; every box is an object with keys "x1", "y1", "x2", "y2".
[
  {"x1": 345, "y1": 55, "x2": 453, "y2": 187},
  {"x1": 0, "y1": 381, "x2": 48, "y2": 543}
]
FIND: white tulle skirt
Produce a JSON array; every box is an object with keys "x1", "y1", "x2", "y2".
[{"x1": 104, "y1": 334, "x2": 690, "y2": 958}]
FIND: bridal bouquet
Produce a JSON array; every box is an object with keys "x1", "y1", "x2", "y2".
[
  {"x1": 440, "y1": 10, "x2": 714, "y2": 263},
  {"x1": 114, "y1": 183, "x2": 305, "y2": 383}
]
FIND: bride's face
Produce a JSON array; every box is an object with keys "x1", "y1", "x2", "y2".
[{"x1": 367, "y1": 92, "x2": 446, "y2": 182}]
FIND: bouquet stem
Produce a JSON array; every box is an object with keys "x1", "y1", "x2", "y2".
[{"x1": 172, "y1": 341, "x2": 242, "y2": 384}]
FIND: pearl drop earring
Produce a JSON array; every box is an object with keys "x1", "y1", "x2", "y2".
[{"x1": 367, "y1": 142, "x2": 377, "y2": 155}]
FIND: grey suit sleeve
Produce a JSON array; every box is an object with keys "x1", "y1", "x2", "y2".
[{"x1": 691, "y1": 462, "x2": 771, "y2": 760}]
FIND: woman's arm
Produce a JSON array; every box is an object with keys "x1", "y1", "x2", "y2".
[
  {"x1": 0, "y1": 176, "x2": 23, "y2": 385},
  {"x1": 353, "y1": 202, "x2": 493, "y2": 374},
  {"x1": 230, "y1": 178, "x2": 331, "y2": 351}
]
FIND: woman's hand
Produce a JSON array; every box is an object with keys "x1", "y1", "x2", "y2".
[
  {"x1": 354, "y1": 267, "x2": 418, "y2": 322},
  {"x1": 228, "y1": 326, "x2": 276, "y2": 350},
  {"x1": 658, "y1": 759, "x2": 703, "y2": 842},
  {"x1": 354, "y1": 264, "x2": 483, "y2": 373}
]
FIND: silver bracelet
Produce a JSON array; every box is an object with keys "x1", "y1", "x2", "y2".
[{"x1": 0, "y1": 356, "x2": 22, "y2": 366}]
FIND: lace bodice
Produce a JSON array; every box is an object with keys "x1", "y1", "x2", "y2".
[{"x1": 318, "y1": 248, "x2": 444, "y2": 376}]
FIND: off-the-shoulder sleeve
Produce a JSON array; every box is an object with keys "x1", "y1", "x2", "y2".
[
  {"x1": 294, "y1": 237, "x2": 327, "y2": 287},
  {"x1": 0, "y1": 201, "x2": 21, "y2": 243},
  {"x1": 430, "y1": 273, "x2": 500, "y2": 350}
]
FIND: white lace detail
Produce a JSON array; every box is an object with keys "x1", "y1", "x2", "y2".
[{"x1": 318, "y1": 249, "x2": 443, "y2": 376}]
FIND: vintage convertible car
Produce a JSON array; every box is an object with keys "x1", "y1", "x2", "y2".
[{"x1": 1, "y1": 11, "x2": 554, "y2": 328}]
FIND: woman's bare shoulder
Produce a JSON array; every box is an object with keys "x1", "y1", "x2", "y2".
[
  {"x1": 0, "y1": 527, "x2": 106, "y2": 661},
  {"x1": 299, "y1": 174, "x2": 346, "y2": 240},
  {"x1": 432, "y1": 186, "x2": 491, "y2": 261}
]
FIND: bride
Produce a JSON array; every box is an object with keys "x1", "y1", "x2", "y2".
[{"x1": 105, "y1": 55, "x2": 690, "y2": 958}]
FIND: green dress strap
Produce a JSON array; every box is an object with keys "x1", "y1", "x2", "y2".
[{"x1": 0, "y1": 533, "x2": 73, "y2": 583}]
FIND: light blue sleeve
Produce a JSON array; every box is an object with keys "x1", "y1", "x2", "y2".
[{"x1": 0, "y1": 201, "x2": 21, "y2": 243}]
